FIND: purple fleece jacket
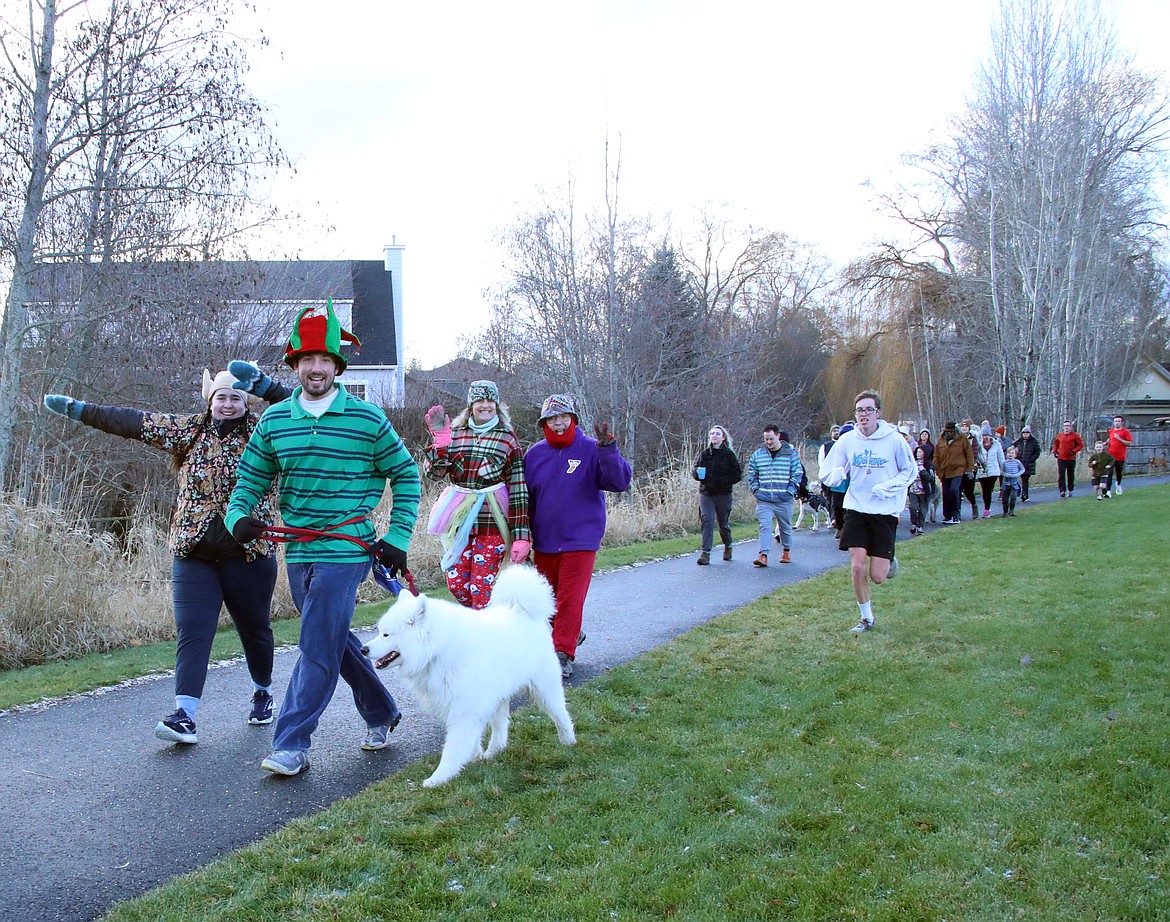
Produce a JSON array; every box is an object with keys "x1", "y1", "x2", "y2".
[{"x1": 525, "y1": 428, "x2": 633, "y2": 553}]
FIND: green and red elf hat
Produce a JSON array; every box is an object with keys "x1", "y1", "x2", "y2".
[{"x1": 283, "y1": 296, "x2": 361, "y2": 372}]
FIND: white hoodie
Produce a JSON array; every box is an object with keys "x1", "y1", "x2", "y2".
[{"x1": 819, "y1": 419, "x2": 917, "y2": 518}]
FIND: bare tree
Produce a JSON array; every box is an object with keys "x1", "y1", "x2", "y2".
[
  {"x1": 484, "y1": 185, "x2": 836, "y2": 470},
  {"x1": 851, "y1": 0, "x2": 1170, "y2": 435},
  {"x1": 0, "y1": 0, "x2": 288, "y2": 485}
]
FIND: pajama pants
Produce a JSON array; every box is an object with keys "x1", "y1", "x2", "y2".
[{"x1": 445, "y1": 530, "x2": 507, "y2": 609}]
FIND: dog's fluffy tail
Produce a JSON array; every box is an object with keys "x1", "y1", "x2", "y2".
[{"x1": 492, "y1": 564, "x2": 556, "y2": 621}]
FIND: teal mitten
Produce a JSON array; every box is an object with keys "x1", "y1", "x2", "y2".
[
  {"x1": 228, "y1": 360, "x2": 275, "y2": 399},
  {"x1": 44, "y1": 395, "x2": 85, "y2": 421}
]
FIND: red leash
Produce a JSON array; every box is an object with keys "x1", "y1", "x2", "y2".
[
  {"x1": 262, "y1": 514, "x2": 373, "y2": 549},
  {"x1": 260, "y1": 515, "x2": 418, "y2": 595}
]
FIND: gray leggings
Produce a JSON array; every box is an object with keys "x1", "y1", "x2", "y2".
[{"x1": 699, "y1": 492, "x2": 733, "y2": 551}]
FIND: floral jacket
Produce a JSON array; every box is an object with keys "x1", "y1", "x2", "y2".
[{"x1": 81, "y1": 403, "x2": 280, "y2": 560}]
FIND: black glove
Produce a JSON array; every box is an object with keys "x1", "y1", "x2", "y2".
[
  {"x1": 375, "y1": 539, "x2": 408, "y2": 577},
  {"x1": 231, "y1": 517, "x2": 267, "y2": 544}
]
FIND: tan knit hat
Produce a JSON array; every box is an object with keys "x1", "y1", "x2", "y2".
[{"x1": 201, "y1": 369, "x2": 238, "y2": 403}]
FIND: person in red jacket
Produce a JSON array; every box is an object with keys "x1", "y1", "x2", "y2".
[
  {"x1": 1107, "y1": 415, "x2": 1134, "y2": 495},
  {"x1": 1052, "y1": 420, "x2": 1085, "y2": 497}
]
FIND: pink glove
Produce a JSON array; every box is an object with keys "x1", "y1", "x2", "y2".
[
  {"x1": 510, "y1": 539, "x2": 531, "y2": 564},
  {"x1": 424, "y1": 404, "x2": 451, "y2": 449}
]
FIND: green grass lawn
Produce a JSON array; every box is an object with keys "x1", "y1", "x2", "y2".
[{"x1": 97, "y1": 490, "x2": 1169, "y2": 920}]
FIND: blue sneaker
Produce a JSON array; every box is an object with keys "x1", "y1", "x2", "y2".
[
  {"x1": 261, "y1": 750, "x2": 310, "y2": 776},
  {"x1": 248, "y1": 690, "x2": 274, "y2": 725},
  {"x1": 361, "y1": 712, "x2": 402, "y2": 751}
]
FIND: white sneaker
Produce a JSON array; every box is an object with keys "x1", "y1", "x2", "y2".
[
  {"x1": 886, "y1": 556, "x2": 899, "y2": 579},
  {"x1": 849, "y1": 619, "x2": 874, "y2": 633},
  {"x1": 1116, "y1": 485, "x2": 1123, "y2": 495}
]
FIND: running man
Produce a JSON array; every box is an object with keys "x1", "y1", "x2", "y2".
[{"x1": 819, "y1": 390, "x2": 916, "y2": 633}]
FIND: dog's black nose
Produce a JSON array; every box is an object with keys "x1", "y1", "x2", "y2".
[{"x1": 360, "y1": 646, "x2": 369, "y2": 656}]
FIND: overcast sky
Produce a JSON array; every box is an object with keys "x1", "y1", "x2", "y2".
[{"x1": 241, "y1": 0, "x2": 1170, "y2": 368}]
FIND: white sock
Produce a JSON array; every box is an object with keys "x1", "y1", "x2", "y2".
[
  {"x1": 252, "y1": 683, "x2": 272, "y2": 695},
  {"x1": 176, "y1": 695, "x2": 200, "y2": 719},
  {"x1": 858, "y1": 601, "x2": 873, "y2": 623}
]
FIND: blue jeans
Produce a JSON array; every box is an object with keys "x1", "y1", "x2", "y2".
[
  {"x1": 172, "y1": 555, "x2": 277, "y2": 699},
  {"x1": 274, "y1": 561, "x2": 399, "y2": 753},
  {"x1": 755, "y1": 495, "x2": 793, "y2": 553}
]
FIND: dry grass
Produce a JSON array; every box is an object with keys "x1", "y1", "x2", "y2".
[
  {"x1": 1, "y1": 463, "x2": 753, "y2": 668},
  {"x1": 0, "y1": 497, "x2": 295, "y2": 670}
]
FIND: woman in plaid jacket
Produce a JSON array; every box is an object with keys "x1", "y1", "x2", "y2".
[{"x1": 424, "y1": 381, "x2": 531, "y2": 608}]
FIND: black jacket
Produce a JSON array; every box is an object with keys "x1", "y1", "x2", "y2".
[
  {"x1": 1013, "y1": 434, "x2": 1042, "y2": 474},
  {"x1": 694, "y1": 444, "x2": 742, "y2": 496}
]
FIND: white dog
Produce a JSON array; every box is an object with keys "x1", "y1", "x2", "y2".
[{"x1": 361, "y1": 565, "x2": 576, "y2": 787}]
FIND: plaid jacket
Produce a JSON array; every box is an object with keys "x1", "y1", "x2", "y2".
[{"x1": 426, "y1": 425, "x2": 530, "y2": 541}]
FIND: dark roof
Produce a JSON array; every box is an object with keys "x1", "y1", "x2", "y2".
[
  {"x1": 348, "y1": 261, "x2": 397, "y2": 368},
  {"x1": 28, "y1": 259, "x2": 398, "y2": 367}
]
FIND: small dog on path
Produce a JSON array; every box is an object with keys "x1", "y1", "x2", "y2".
[
  {"x1": 361, "y1": 565, "x2": 575, "y2": 787},
  {"x1": 793, "y1": 482, "x2": 832, "y2": 530}
]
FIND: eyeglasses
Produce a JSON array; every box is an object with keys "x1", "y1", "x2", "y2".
[{"x1": 854, "y1": 406, "x2": 878, "y2": 415}]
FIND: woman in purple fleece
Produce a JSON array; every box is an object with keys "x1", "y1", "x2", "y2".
[{"x1": 524, "y1": 394, "x2": 632, "y2": 679}]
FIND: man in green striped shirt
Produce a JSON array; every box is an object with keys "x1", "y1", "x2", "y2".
[{"x1": 226, "y1": 302, "x2": 421, "y2": 777}]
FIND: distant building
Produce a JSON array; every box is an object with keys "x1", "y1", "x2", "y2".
[
  {"x1": 405, "y1": 357, "x2": 517, "y2": 408},
  {"x1": 1102, "y1": 361, "x2": 1170, "y2": 429},
  {"x1": 28, "y1": 242, "x2": 407, "y2": 406}
]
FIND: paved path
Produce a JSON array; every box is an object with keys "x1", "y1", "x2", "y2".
[{"x1": 0, "y1": 480, "x2": 1158, "y2": 920}]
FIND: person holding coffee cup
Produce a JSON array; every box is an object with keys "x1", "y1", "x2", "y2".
[{"x1": 693, "y1": 425, "x2": 742, "y2": 565}]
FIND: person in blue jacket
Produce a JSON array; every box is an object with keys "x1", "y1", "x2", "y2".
[{"x1": 746, "y1": 425, "x2": 805, "y2": 567}]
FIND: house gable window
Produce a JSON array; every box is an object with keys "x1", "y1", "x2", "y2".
[{"x1": 345, "y1": 380, "x2": 368, "y2": 401}]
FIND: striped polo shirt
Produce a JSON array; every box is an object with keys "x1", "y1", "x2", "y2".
[{"x1": 225, "y1": 384, "x2": 421, "y2": 564}]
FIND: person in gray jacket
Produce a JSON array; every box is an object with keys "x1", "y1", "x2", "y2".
[{"x1": 746, "y1": 425, "x2": 804, "y2": 567}]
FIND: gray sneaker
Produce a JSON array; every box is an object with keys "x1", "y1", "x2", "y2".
[
  {"x1": 361, "y1": 712, "x2": 402, "y2": 751},
  {"x1": 849, "y1": 619, "x2": 874, "y2": 634},
  {"x1": 887, "y1": 556, "x2": 899, "y2": 580},
  {"x1": 557, "y1": 650, "x2": 573, "y2": 679},
  {"x1": 261, "y1": 749, "x2": 309, "y2": 776}
]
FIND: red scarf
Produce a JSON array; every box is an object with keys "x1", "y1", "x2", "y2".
[{"x1": 542, "y1": 419, "x2": 577, "y2": 449}]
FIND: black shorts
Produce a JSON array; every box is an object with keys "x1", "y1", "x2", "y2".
[{"x1": 839, "y1": 509, "x2": 898, "y2": 560}]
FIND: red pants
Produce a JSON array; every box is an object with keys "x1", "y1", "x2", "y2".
[
  {"x1": 534, "y1": 550, "x2": 596, "y2": 659},
  {"x1": 445, "y1": 532, "x2": 507, "y2": 610}
]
